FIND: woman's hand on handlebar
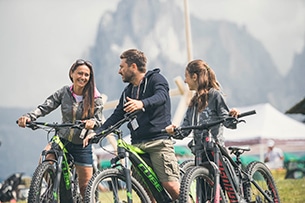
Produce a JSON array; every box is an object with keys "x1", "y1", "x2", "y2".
[
  {"x1": 83, "y1": 119, "x2": 95, "y2": 129},
  {"x1": 17, "y1": 116, "x2": 31, "y2": 128},
  {"x1": 229, "y1": 108, "x2": 239, "y2": 118},
  {"x1": 82, "y1": 132, "x2": 96, "y2": 148}
]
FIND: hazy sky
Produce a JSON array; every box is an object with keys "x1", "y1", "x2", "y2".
[{"x1": 1, "y1": 0, "x2": 304, "y2": 108}]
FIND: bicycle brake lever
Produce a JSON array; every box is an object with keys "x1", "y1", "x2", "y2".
[
  {"x1": 73, "y1": 120, "x2": 86, "y2": 129},
  {"x1": 239, "y1": 119, "x2": 246, "y2": 123},
  {"x1": 26, "y1": 122, "x2": 39, "y2": 130},
  {"x1": 89, "y1": 135, "x2": 101, "y2": 144}
]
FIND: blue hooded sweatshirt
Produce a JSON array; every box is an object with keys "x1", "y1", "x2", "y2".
[{"x1": 96, "y1": 68, "x2": 171, "y2": 144}]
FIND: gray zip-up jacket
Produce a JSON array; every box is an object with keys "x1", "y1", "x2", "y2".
[
  {"x1": 25, "y1": 85, "x2": 103, "y2": 144},
  {"x1": 181, "y1": 88, "x2": 230, "y2": 146}
]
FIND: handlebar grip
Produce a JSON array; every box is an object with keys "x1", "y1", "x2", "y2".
[
  {"x1": 237, "y1": 110, "x2": 256, "y2": 118},
  {"x1": 16, "y1": 120, "x2": 32, "y2": 125}
]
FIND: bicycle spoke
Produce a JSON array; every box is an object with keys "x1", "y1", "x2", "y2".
[{"x1": 85, "y1": 169, "x2": 151, "y2": 203}]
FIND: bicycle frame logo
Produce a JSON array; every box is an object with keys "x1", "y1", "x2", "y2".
[
  {"x1": 218, "y1": 157, "x2": 239, "y2": 202},
  {"x1": 137, "y1": 163, "x2": 163, "y2": 192},
  {"x1": 117, "y1": 139, "x2": 171, "y2": 201},
  {"x1": 117, "y1": 140, "x2": 163, "y2": 191}
]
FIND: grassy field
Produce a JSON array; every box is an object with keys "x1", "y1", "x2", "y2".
[
  {"x1": 13, "y1": 170, "x2": 305, "y2": 203},
  {"x1": 272, "y1": 169, "x2": 305, "y2": 203}
]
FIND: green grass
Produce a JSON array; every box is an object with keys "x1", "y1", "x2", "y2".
[
  {"x1": 272, "y1": 169, "x2": 305, "y2": 203},
  {"x1": 277, "y1": 178, "x2": 305, "y2": 203}
]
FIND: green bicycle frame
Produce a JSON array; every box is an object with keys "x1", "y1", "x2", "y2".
[
  {"x1": 42, "y1": 134, "x2": 73, "y2": 201},
  {"x1": 115, "y1": 138, "x2": 172, "y2": 202},
  {"x1": 52, "y1": 135, "x2": 72, "y2": 190}
]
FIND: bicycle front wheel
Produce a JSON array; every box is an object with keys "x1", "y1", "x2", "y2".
[
  {"x1": 85, "y1": 168, "x2": 151, "y2": 203},
  {"x1": 28, "y1": 162, "x2": 57, "y2": 203},
  {"x1": 179, "y1": 166, "x2": 226, "y2": 203},
  {"x1": 244, "y1": 161, "x2": 280, "y2": 203}
]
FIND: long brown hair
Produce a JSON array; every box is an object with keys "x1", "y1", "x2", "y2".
[
  {"x1": 186, "y1": 59, "x2": 220, "y2": 112},
  {"x1": 69, "y1": 59, "x2": 95, "y2": 118}
]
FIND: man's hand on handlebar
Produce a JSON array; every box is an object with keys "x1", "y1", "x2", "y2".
[
  {"x1": 165, "y1": 124, "x2": 186, "y2": 140},
  {"x1": 165, "y1": 124, "x2": 176, "y2": 135},
  {"x1": 82, "y1": 132, "x2": 97, "y2": 148}
]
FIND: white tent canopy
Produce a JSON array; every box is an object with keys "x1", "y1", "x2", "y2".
[{"x1": 224, "y1": 103, "x2": 305, "y2": 141}]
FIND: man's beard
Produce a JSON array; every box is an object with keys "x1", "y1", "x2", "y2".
[{"x1": 122, "y1": 71, "x2": 135, "y2": 83}]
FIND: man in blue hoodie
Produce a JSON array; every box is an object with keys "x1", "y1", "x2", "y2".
[{"x1": 83, "y1": 49, "x2": 180, "y2": 202}]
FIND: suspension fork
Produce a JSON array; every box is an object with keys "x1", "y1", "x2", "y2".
[
  {"x1": 197, "y1": 137, "x2": 221, "y2": 203},
  {"x1": 122, "y1": 148, "x2": 133, "y2": 203},
  {"x1": 53, "y1": 154, "x2": 63, "y2": 201},
  {"x1": 110, "y1": 145, "x2": 133, "y2": 203},
  {"x1": 194, "y1": 146, "x2": 205, "y2": 202},
  {"x1": 213, "y1": 146, "x2": 221, "y2": 203}
]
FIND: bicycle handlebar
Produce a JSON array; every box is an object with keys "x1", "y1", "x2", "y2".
[
  {"x1": 90, "y1": 109, "x2": 144, "y2": 143},
  {"x1": 237, "y1": 110, "x2": 256, "y2": 118},
  {"x1": 171, "y1": 110, "x2": 256, "y2": 132},
  {"x1": 16, "y1": 120, "x2": 85, "y2": 130},
  {"x1": 90, "y1": 109, "x2": 255, "y2": 143}
]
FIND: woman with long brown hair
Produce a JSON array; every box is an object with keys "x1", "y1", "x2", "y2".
[
  {"x1": 166, "y1": 59, "x2": 238, "y2": 146},
  {"x1": 17, "y1": 59, "x2": 103, "y2": 199}
]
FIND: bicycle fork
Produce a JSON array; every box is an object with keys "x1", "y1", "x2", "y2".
[
  {"x1": 213, "y1": 147, "x2": 221, "y2": 203},
  {"x1": 194, "y1": 153, "x2": 222, "y2": 203},
  {"x1": 110, "y1": 147, "x2": 133, "y2": 203},
  {"x1": 52, "y1": 152, "x2": 72, "y2": 202},
  {"x1": 53, "y1": 156, "x2": 63, "y2": 202}
]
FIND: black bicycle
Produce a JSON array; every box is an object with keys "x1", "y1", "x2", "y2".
[
  {"x1": 85, "y1": 110, "x2": 188, "y2": 203},
  {"x1": 176, "y1": 110, "x2": 281, "y2": 203},
  {"x1": 20, "y1": 121, "x2": 85, "y2": 203}
]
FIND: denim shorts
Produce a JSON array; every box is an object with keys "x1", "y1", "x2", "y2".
[{"x1": 61, "y1": 139, "x2": 93, "y2": 167}]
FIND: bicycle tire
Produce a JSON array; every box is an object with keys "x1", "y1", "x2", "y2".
[
  {"x1": 179, "y1": 159, "x2": 195, "y2": 180},
  {"x1": 28, "y1": 162, "x2": 57, "y2": 203},
  {"x1": 179, "y1": 159, "x2": 195, "y2": 172},
  {"x1": 179, "y1": 166, "x2": 227, "y2": 203},
  {"x1": 244, "y1": 161, "x2": 281, "y2": 203},
  {"x1": 70, "y1": 172, "x2": 83, "y2": 203},
  {"x1": 85, "y1": 168, "x2": 151, "y2": 203}
]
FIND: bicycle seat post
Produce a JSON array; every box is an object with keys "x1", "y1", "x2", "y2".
[{"x1": 235, "y1": 153, "x2": 242, "y2": 167}]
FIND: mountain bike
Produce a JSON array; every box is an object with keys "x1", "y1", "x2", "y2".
[
  {"x1": 85, "y1": 110, "x2": 184, "y2": 203},
  {"x1": 176, "y1": 110, "x2": 281, "y2": 203},
  {"x1": 20, "y1": 121, "x2": 85, "y2": 203}
]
